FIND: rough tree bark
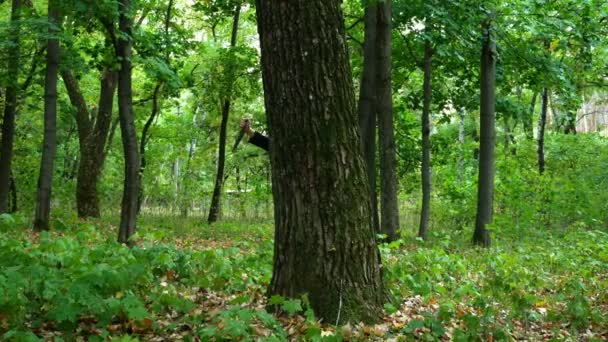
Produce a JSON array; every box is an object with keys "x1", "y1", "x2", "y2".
[
  {"x1": 418, "y1": 37, "x2": 433, "y2": 240},
  {"x1": 376, "y1": 0, "x2": 400, "y2": 241},
  {"x1": 116, "y1": 0, "x2": 140, "y2": 244},
  {"x1": 62, "y1": 68, "x2": 117, "y2": 218},
  {"x1": 538, "y1": 87, "x2": 548, "y2": 175},
  {"x1": 34, "y1": 0, "x2": 60, "y2": 231},
  {"x1": 357, "y1": 1, "x2": 379, "y2": 234},
  {"x1": 0, "y1": 0, "x2": 22, "y2": 214},
  {"x1": 473, "y1": 20, "x2": 496, "y2": 247},
  {"x1": 207, "y1": 4, "x2": 241, "y2": 223},
  {"x1": 255, "y1": 0, "x2": 385, "y2": 324}
]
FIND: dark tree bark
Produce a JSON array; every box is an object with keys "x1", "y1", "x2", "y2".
[
  {"x1": 138, "y1": 82, "x2": 162, "y2": 213},
  {"x1": 538, "y1": 87, "x2": 548, "y2": 175},
  {"x1": 524, "y1": 92, "x2": 538, "y2": 140},
  {"x1": 0, "y1": 0, "x2": 22, "y2": 214},
  {"x1": 34, "y1": 0, "x2": 60, "y2": 231},
  {"x1": 357, "y1": 1, "x2": 379, "y2": 234},
  {"x1": 9, "y1": 172, "x2": 17, "y2": 213},
  {"x1": 116, "y1": 0, "x2": 140, "y2": 244},
  {"x1": 418, "y1": 37, "x2": 433, "y2": 240},
  {"x1": 376, "y1": 0, "x2": 400, "y2": 241},
  {"x1": 138, "y1": 0, "x2": 174, "y2": 213},
  {"x1": 255, "y1": 0, "x2": 385, "y2": 324},
  {"x1": 473, "y1": 21, "x2": 496, "y2": 247},
  {"x1": 62, "y1": 68, "x2": 117, "y2": 218},
  {"x1": 207, "y1": 4, "x2": 241, "y2": 224}
]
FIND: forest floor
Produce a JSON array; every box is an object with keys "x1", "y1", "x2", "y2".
[{"x1": 0, "y1": 213, "x2": 607, "y2": 341}]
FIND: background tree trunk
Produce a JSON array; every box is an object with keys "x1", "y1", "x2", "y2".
[
  {"x1": 538, "y1": 87, "x2": 548, "y2": 175},
  {"x1": 34, "y1": 0, "x2": 60, "y2": 231},
  {"x1": 208, "y1": 5, "x2": 241, "y2": 224},
  {"x1": 0, "y1": 0, "x2": 22, "y2": 214},
  {"x1": 418, "y1": 37, "x2": 433, "y2": 240},
  {"x1": 376, "y1": 0, "x2": 400, "y2": 241},
  {"x1": 117, "y1": 0, "x2": 140, "y2": 244},
  {"x1": 255, "y1": 0, "x2": 385, "y2": 324},
  {"x1": 473, "y1": 21, "x2": 496, "y2": 247},
  {"x1": 458, "y1": 107, "x2": 465, "y2": 185},
  {"x1": 525, "y1": 92, "x2": 538, "y2": 140},
  {"x1": 357, "y1": 1, "x2": 379, "y2": 234}
]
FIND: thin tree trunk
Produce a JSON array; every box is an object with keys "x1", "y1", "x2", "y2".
[
  {"x1": 207, "y1": 5, "x2": 241, "y2": 224},
  {"x1": 0, "y1": 0, "x2": 22, "y2": 214},
  {"x1": 418, "y1": 37, "x2": 433, "y2": 240},
  {"x1": 458, "y1": 107, "x2": 465, "y2": 184},
  {"x1": 357, "y1": 1, "x2": 379, "y2": 234},
  {"x1": 525, "y1": 92, "x2": 537, "y2": 140},
  {"x1": 255, "y1": 0, "x2": 385, "y2": 324},
  {"x1": 473, "y1": 20, "x2": 496, "y2": 247},
  {"x1": 117, "y1": 0, "x2": 140, "y2": 244},
  {"x1": 34, "y1": 0, "x2": 60, "y2": 231},
  {"x1": 9, "y1": 171, "x2": 17, "y2": 213},
  {"x1": 376, "y1": 0, "x2": 399, "y2": 241},
  {"x1": 138, "y1": 0, "x2": 174, "y2": 213},
  {"x1": 538, "y1": 87, "x2": 548, "y2": 175},
  {"x1": 138, "y1": 83, "x2": 162, "y2": 213}
]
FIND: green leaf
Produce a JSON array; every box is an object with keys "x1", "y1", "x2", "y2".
[{"x1": 282, "y1": 299, "x2": 302, "y2": 316}]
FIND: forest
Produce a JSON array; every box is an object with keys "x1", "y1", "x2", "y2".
[{"x1": 0, "y1": 0, "x2": 607, "y2": 340}]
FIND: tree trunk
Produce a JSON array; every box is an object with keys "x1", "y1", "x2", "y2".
[
  {"x1": 538, "y1": 87, "x2": 548, "y2": 175},
  {"x1": 255, "y1": 0, "x2": 385, "y2": 324},
  {"x1": 34, "y1": 0, "x2": 60, "y2": 231},
  {"x1": 62, "y1": 68, "x2": 117, "y2": 218},
  {"x1": 138, "y1": 82, "x2": 162, "y2": 213},
  {"x1": 525, "y1": 92, "x2": 537, "y2": 140},
  {"x1": 472, "y1": 21, "x2": 495, "y2": 247},
  {"x1": 207, "y1": 5, "x2": 241, "y2": 224},
  {"x1": 9, "y1": 172, "x2": 17, "y2": 213},
  {"x1": 357, "y1": 1, "x2": 379, "y2": 234},
  {"x1": 117, "y1": 0, "x2": 140, "y2": 244},
  {"x1": 458, "y1": 107, "x2": 465, "y2": 185},
  {"x1": 376, "y1": 0, "x2": 400, "y2": 242},
  {"x1": 0, "y1": 0, "x2": 22, "y2": 214},
  {"x1": 418, "y1": 37, "x2": 433, "y2": 240}
]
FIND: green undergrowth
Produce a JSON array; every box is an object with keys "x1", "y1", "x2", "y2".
[{"x1": 0, "y1": 212, "x2": 607, "y2": 341}]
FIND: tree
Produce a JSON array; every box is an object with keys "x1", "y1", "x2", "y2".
[
  {"x1": 357, "y1": 1, "x2": 379, "y2": 234},
  {"x1": 116, "y1": 0, "x2": 140, "y2": 244},
  {"x1": 138, "y1": 0, "x2": 176, "y2": 213},
  {"x1": 34, "y1": 0, "x2": 60, "y2": 231},
  {"x1": 0, "y1": 0, "x2": 22, "y2": 214},
  {"x1": 208, "y1": 3, "x2": 241, "y2": 224},
  {"x1": 473, "y1": 19, "x2": 496, "y2": 247},
  {"x1": 376, "y1": 0, "x2": 400, "y2": 241},
  {"x1": 418, "y1": 32, "x2": 433, "y2": 240},
  {"x1": 61, "y1": 68, "x2": 117, "y2": 218},
  {"x1": 255, "y1": 0, "x2": 385, "y2": 323},
  {"x1": 538, "y1": 87, "x2": 548, "y2": 175}
]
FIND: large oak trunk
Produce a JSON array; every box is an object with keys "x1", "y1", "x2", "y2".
[
  {"x1": 0, "y1": 0, "x2": 22, "y2": 214},
  {"x1": 34, "y1": 0, "x2": 60, "y2": 231},
  {"x1": 117, "y1": 0, "x2": 140, "y2": 244},
  {"x1": 376, "y1": 0, "x2": 400, "y2": 241},
  {"x1": 473, "y1": 21, "x2": 496, "y2": 247},
  {"x1": 255, "y1": 0, "x2": 385, "y2": 323}
]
